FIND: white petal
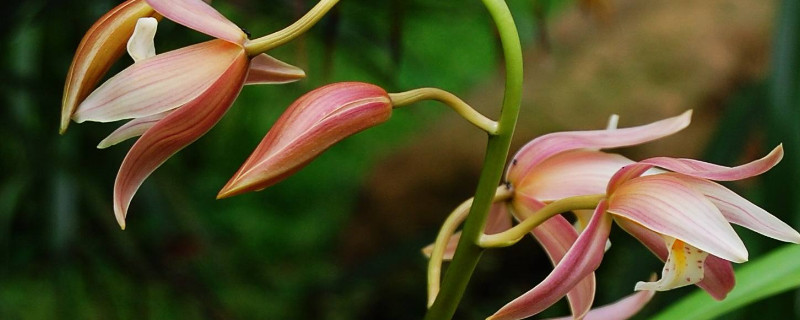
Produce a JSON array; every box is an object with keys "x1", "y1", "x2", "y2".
[{"x1": 126, "y1": 17, "x2": 158, "y2": 62}]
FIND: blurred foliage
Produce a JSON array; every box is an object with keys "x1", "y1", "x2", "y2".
[{"x1": 0, "y1": 0, "x2": 798, "y2": 319}]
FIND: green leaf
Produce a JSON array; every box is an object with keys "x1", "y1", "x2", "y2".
[{"x1": 651, "y1": 245, "x2": 800, "y2": 320}]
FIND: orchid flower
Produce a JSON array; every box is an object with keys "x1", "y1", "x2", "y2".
[
  {"x1": 218, "y1": 82, "x2": 393, "y2": 198},
  {"x1": 63, "y1": 0, "x2": 332, "y2": 229}
]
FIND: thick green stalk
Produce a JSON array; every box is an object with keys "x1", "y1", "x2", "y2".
[{"x1": 423, "y1": 0, "x2": 523, "y2": 319}]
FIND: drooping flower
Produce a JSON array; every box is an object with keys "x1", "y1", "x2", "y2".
[
  {"x1": 66, "y1": 0, "x2": 306, "y2": 229},
  {"x1": 217, "y1": 82, "x2": 393, "y2": 198}
]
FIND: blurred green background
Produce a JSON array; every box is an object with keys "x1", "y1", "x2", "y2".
[{"x1": 1, "y1": 0, "x2": 798, "y2": 319}]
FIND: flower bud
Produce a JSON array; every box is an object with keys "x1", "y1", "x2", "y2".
[{"x1": 218, "y1": 82, "x2": 392, "y2": 198}]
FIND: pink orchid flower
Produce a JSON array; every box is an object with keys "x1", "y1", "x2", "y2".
[
  {"x1": 66, "y1": 0, "x2": 305, "y2": 229},
  {"x1": 218, "y1": 82, "x2": 393, "y2": 198}
]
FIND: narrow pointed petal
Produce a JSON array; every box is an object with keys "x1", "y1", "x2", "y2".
[
  {"x1": 245, "y1": 54, "x2": 306, "y2": 85},
  {"x1": 74, "y1": 40, "x2": 243, "y2": 123},
  {"x1": 489, "y1": 202, "x2": 612, "y2": 320},
  {"x1": 113, "y1": 52, "x2": 248, "y2": 229},
  {"x1": 97, "y1": 111, "x2": 170, "y2": 149},
  {"x1": 507, "y1": 110, "x2": 691, "y2": 182},
  {"x1": 635, "y1": 237, "x2": 709, "y2": 291},
  {"x1": 641, "y1": 145, "x2": 783, "y2": 181},
  {"x1": 145, "y1": 0, "x2": 246, "y2": 44},
  {"x1": 614, "y1": 216, "x2": 735, "y2": 300},
  {"x1": 61, "y1": 0, "x2": 156, "y2": 133},
  {"x1": 543, "y1": 278, "x2": 656, "y2": 320},
  {"x1": 606, "y1": 163, "x2": 654, "y2": 194},
  {"x1": 515, "y1": 150, "x2": 633, "y2": 202},
  {"x1": 422, "y1": 203, "x2": 510, "y2": 260},
  {"x1": 676, "y1": 174, "x2": 800, "y2": 243},
  {"x1": 218, "y1": 82, "x2": 392, "y2": 198},
  {"x1": 126, "y1": 17, "x2": 158, "y2": 62},
  {"x1": 607, "y1": 174, "x2": 747, "y2": 262}
]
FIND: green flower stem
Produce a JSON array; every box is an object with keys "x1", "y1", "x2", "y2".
[
  {"x1": 479, "y1": 194, "x2": 606, "y2": 248},
  {"x1": 244, "y1": 0, "x2": 339, "y2": 56},
  {"x1": 423, "y1": 0, "x2": 523, "y2": 319},
  {"x1": 426, "y1": 187, "x2": 513, "y2": 307},
  {"x1": 389, "y1": 89, "x2": 499, "y2": 134}
]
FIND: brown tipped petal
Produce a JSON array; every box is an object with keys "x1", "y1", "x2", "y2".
[
  {"x1": 113, "y1": 51, "x2": 248, "y2": 229},
  {"x1": 245, "y1": 54, "x2": 306, "y2": 85},
  {"x1": 219, "y1": 82, "x2": 392, "y2": 198},
  {"x1": 61, "y1": 0, "x2": 155, "y2": 134}
]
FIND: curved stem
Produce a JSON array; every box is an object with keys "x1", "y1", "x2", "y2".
[
  {"x1": 389, "y1": 89, "x2": 499, "y2": 134},
  {"x1": 423, "y1": 0, "x2": 523, "y2": 319},
  {"x1": 244, "y1": 0, "x2": 339, "y2": 56},
  {"x1": 479, "y1": 194, "x2": 606, "y2": 248},
  {"x1": 427, "y1": 187, "x2": 513, "y2": 307}
]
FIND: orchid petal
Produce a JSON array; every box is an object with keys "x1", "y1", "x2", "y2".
[
  {"x1": 74, "y1": 40, "x2": 244, "y2": 123},
  {"x1": 515, "y1": 150, "x2": 633, "y2": 202},
  {"x1": 635, "y1": 237, "x2": 709, "y2": 291},
  {"x1": 607, "y1": 174, "x2": 747, "y2": 262},
  {"x1": 97, "y1": 111, "x2": 170, "y2": 149},
  {"x1": 126, "y1": 17, "x2": 158, "y2": 62},
  {"x1": 490, "y1": 201, "x2": 612, "y2": 320},
  {"x1": 61, "y1": 0, "x2": 156, "y2": 133},
  {"x1": 113, "y1": 51, "x2": 248, "y2": 229},
  {"x1": 675, "y1": 173, "x2": 800, "y2": 243},
  {"x1": 421, "y1": 203, "x2": 511, "y2": 260},
  {"x1": 614, "y1": 216, "x2": 735, "y2": 300},
  {"x1": 641, "y1": 145, "x2": 783, "y2": 181},
  {"x1": 145, "y1": 0, "x2": 246, "y2": 44},
  {"x1": 507, "y1": 110, "x2": 691, "y2": 183},
  {"x1": 543, "y1": 279, "x2": 656, "y2": 320},
  {"x1": 218, "y1": 82, "x2": 392, "y2": 198},
  {"x1": 606, "y1": 163, "x2": 654, "y2": 194},
  {"x1": 245, "y1": 54, "x2": 306, "y2": 85}
]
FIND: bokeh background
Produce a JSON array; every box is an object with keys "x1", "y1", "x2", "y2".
[{"x1": 1, "y1": 0, "x2": 799, "y2": 319}]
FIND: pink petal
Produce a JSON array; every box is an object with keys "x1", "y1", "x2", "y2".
[
  {"x1": 245, "y1": 54, "x2": 306, "y2": 85},
  {"x1": 614, "y1": 217, "x2": 734, "y2": 299},
  {"x1": 97, "y1": 111, "x2": 170, "y2": 149},
  {"x1": 489, "y1": 201, "x2": 612, "y2": 320},
  {"x1": 218, "y1": 82, "x2": 392, "y2": 198},
  {"x1": 641, "y1": 145, "x2": 783, "y2": 181},
  {"x1": 607, "y1": 174, "x2": 747, "y2": 262},
  {"x1": 614, "y1": 216, "x2": 735, "y2": 300},
  {"x1": 61, "y1": 0, "x2": 156, "y2": 133},
  {"x1": 74, "y1": 40, "x2": 245, "y2": 123},
  {"x1": 606, "y1": 163, "x2": 654, "y2": 194},
  {"x1": 676, "y1": 173, "x2": 800, "y2": 243},
  {"x1": 542, "y1": 285, "x2": 655, "y2": 320},
  {"x1": 506, "y1": 111, "x2": 691, "y2": 183},
  {"x1": 113, "y1": 50, "x2": 249, "y2": 229},
  {"x1": 145, "y1": 0, "x2": 246, "y2": 44},
  {"x1": 514, "y1": 150, "x2": 633, "y2": 202}
]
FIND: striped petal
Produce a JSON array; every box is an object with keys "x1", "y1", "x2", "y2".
[
  {"x1": 635, "y1": 237, "x2": 709, "y2": 291},
  {"x1": 510, "y1": 195, "x2": 597, "y2": 319},
  {"x1": 607, "y1": 174, "x2": 747, "y2": 263},
  {"x1": 113, "y1": 50, "x2": 248, "y2": 229},
  {"x1": 245, "y1": 54, "x2": 306, "y2": 85},
  {"x1": 514, "y1": 150, "x2": 633, "y2": 202},
  {"x1": 61, "y1": 0, "x2": 156, "y2": 133},
  {"x1": 218, "y1": 82, "x2": 392, "y2": 198},
  {"x1": 506, "y1": 111, "x2": 691, "y2": 183},
  {"x1": 74, "y1": 40, "x2": 244, "y2": 123},
  {"x1": 675, "y1": 174, "x2": 800, "y2": 243},
  {"x1": 641, "y1": 145, "x2": 783, "y2": 181},
  {"x1": 97, "y1": 111, "x2": 170, "y2": 149},
  {"x1": 614, "y1": 216, "x2": 735, "y2": 300},
  {"x1": 145, "y1": 0, "x2": 246, "y2": 44},
  {"x1": 543, "y1": 279, "x2": 656, "y2": 320},
  {"x1": 490, "y1": 201, "x2": 612, "y2": 320}
]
